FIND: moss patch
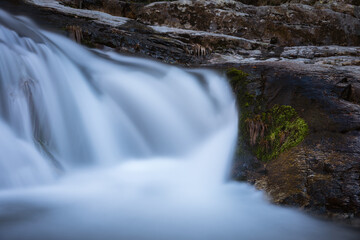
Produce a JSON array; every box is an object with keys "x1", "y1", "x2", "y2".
[
  {"x1": 249, "y1": 105, "x2": 308, "y2": 161},
  {"x1": 226, "y1": 68, "x2": 308, "y2": 162},
  {"x1": 226, "y1": 68, "x2": 249, "y2": 89}
]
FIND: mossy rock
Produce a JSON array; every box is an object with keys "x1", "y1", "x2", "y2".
[
  {"x1": 226, "y1": 68, "x2": 249, "y2": 89},
  {"x1": 250, "y1": 105, "x2": 308, "y2": 161},
  {"x1": 226, "y1": 68, "x2": 308, "y2": 162}
]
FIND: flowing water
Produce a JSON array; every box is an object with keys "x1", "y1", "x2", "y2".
[{"x1": 0, "y1": 9, "x2": 358, "y2": 240}]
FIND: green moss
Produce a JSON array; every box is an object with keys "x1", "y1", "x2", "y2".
[
  {"x1": 226, "y1": 68, "x2": 308, "y2": 162},
  {"x1": 226, "y1": 68, "x2": 249, "y2": 89},
  {"x1": 226, "y1": 68, "x2": 259, "y2": 145},
  {"x1": 226, "y1": 68, "x2": 255, "y2": 111},
  {"x1": 252, "y1": 105, "x2": 309, "y2": 161}
]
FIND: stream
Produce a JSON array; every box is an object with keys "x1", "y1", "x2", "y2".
[{"x1": 0, "y1": 8, "x2": 358, "y2": 240}]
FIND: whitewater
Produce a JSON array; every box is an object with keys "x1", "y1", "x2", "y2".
[{"x1": 0, "y1": 9, "x2": 357, "y2": 240}]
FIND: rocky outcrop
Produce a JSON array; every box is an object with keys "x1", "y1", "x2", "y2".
[
  {"x1": 66, "y1": 0, "x2": 360, "y2": 46},
  {"x1": 228, "y1": 62, "x2": 360, "y2": 226},
  {"x1": 137, "y1": 0, "x2": 360, "y2": 46},
  {"x1": 18, "y1": 1, "x2": 358, "y2": 71}
]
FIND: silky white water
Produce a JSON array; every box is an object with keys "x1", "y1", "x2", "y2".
[{"x1": 0, "y1": 9, "x2": 358, "y2": 240}]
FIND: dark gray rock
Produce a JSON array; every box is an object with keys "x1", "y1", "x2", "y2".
[{"x1": 221, "y1": 62, "x2": 360, "y2": 225}]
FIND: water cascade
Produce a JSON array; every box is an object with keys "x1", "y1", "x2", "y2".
[{"x1": 0, "y1": 9, "x2": 357, "y2": 240}]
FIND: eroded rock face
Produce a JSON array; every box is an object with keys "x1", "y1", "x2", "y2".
[
  {"x1": 137, "y1": 1, "x2": 360, "y2": 46},
  {"x1": 262, "y1": 131, "x2": 360, "y2": 222},
  {"x1": 229, "y1": 62, "x2": 360, "y2": 225},
  {"x1": 142, "y1": 3, "x2": 360, "y2": 46},
  {"x1": 51, "y1": 1, "x2": 360, "y2": 70},
  {"x1": 60, "y1": 1, "x2": 360, "y2": 46}
]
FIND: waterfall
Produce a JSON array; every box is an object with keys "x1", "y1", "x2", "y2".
[
  {"x1": 0, "y1": 9, "x2": 357, "y2": 240},
  {"x1": 0, "y1": 9, "x2": 237, "y2": 189}
]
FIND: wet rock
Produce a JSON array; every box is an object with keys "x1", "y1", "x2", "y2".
[
  {"x1": 341, "y1": 83, "x2": 360, "y2": 104},
  {"x1": 225, "y1": 62, "x2": 360, "y2": 224}
]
